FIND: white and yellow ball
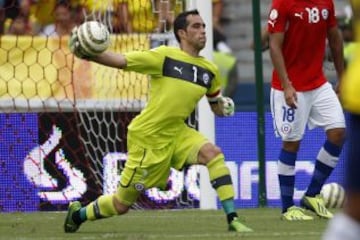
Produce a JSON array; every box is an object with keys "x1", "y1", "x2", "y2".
[
  {"x1": 320, "y1": 182, "x2": 346, "y2": 208},
  {"x1": 76, "y1": 21, "x2": 110, "y2": 57}
]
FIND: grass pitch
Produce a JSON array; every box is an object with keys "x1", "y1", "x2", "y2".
[{"x1": 0, "y1": 208, "x2": 332, "y2": 240}]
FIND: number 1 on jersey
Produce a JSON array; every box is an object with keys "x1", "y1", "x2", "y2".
[{"x1": 192, "y1": 66, "x2": 198, "y2": 82}]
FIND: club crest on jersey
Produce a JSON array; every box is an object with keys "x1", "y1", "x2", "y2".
[
  {"x1": 202, "y1": 73, "x2": 210, "y2": 85},
  {"x1": 280, "y1": 123, "x2": 292, "y2": 135},
  {"x1": 322, "y1": 9, "x2": 329, "y2": 20}
]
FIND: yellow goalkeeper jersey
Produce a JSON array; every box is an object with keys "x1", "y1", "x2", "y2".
[
  {"x1": 124, "y1": 45, "x2": 221, "y2": 148},
  {"x1": 341, "y1": 2, "x2": 360, "y2": 114}
]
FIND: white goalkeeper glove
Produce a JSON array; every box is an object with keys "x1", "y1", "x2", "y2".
[
  {"x1": 68, "y1": 27, "x2": 91, "y2": 59},
  {"x1": 218, "y1": 96, "x2": 235, "y2": 116}
]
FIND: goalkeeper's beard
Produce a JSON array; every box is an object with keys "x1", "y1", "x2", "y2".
[{"x1": 197, "y1": 39, "x2": 206, "y2": 51}]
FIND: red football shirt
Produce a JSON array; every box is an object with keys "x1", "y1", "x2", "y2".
[{"x1": 268, "y1": 0, "x2": 337, "y2": 91}]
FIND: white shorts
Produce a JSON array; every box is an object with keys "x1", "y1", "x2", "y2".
[{"x1": 270, "y1": 82, "x2": 346, "y2": 141}]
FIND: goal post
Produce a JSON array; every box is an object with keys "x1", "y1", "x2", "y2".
[{"x1": 185, "y1": 0, "x2": 218, "y2": 210}]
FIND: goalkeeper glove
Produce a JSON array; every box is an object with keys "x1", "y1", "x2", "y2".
[
  {"x1": 68, "y1": 27, "x2": 91, "y2": 59},
  {"x1": 218, "y1": 96, "x2": 235, "y2": 116}
]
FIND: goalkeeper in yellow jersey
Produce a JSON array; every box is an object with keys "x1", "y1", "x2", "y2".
[
  {"x1": 65, "y1": 9, "x2": 253, "y2": 233},
  {"x1": 323, "y1": 1, "x2": 360, "y2": 239}
]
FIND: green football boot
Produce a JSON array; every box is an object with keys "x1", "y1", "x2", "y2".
[
  {"x1": 64, "y1": 201, "x2": 82, "y2": 233},
  {"x1": 228, "y1": 218, "x2": 253, "y2": 232},
  {"x1": 281, "y1": 206, "x2": 314, "y2": 221},
  {"x1": 301, "y1": 195, "x2": 333, "y2": 219}
]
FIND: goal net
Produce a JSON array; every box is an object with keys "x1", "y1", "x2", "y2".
[{"x1": 0, "y1": 0, "x2": 202, "y2": 212}]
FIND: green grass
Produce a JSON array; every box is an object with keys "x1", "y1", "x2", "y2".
[{"x1": 0, "y1": 208, "x2": 332, "y2": 240}]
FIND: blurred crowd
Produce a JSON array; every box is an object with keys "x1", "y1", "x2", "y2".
[
  {"x1": 0, "y1": 0, "x2": 182, "y2": 36},
  {"x1": 0, "y1": 0, "x2": 238, "y2": 97},
  {"x1": 336, "y1": 3, "x2": 357, "y2": 67}
]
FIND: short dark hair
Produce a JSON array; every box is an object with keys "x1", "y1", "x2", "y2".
[{"x1": 173, "y1": 9, "x2": 200, "y2": 43}]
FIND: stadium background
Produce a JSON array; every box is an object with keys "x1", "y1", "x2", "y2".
[
  {"x1": 0, "y1": 0, "x2": 350, "y2": 212},
  {"x1": 0, "y1": 112, "x2": 347, "y2": 211}
]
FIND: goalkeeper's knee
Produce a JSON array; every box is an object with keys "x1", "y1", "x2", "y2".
[
  {"x1": 113, "y1": 195, "x2": 130, "y2": 215},
  {"x1": 198, "y1": 143, "x2": 223, "y2": 165}
]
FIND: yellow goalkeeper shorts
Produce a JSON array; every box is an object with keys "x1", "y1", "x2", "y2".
[{"x1": 116, "y1": 126, "x2": 208, "y2": 206}]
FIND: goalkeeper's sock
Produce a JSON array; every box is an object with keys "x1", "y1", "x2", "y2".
[
  {"x1": 207, "y1": 154, "x2": 234, "y2": 201},
  {"x1": 221, "y1": 198, "x2": 240, "y2": 224},
  {"x1": 306, "y1": 140, "x2": 341, "y2": 197},
  {"x1": 221, "y1": 198, "x2": 236, "y2": 215},
  {"x1": 85, "y1": 195, "x2": 118, "y2": 220},
  {"x1": 207, "y1": 154, "x2": 239, "y2": 224},
  {"x1": 226, "y1": 212, "x2": 238, "y2": 224},
  {"x1": 72, "y1": 207, "x2": 87, "y2": 225}
]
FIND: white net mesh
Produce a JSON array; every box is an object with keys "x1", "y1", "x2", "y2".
[{"x1": 0, "y1": 0, "x2": 201, "y2": 211}]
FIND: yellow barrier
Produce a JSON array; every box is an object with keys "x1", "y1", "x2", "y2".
[{"x1": 0, "y1": 34, "x2": 149, "y2": 111}]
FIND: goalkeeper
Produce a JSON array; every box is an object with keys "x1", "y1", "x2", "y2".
[{"x1": 64, "y1": 9, "x2": 253, "y2": 233}]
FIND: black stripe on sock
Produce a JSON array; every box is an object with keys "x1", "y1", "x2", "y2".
[
  {"x1": 211, "y1": 175, "x2": 232, "y2": 189},
  {"x1": 93, "y1": 200, "x2": 104, "y2": 219}
]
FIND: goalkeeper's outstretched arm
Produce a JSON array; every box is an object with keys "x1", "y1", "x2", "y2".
[
  {"x1": 92, "y1": 52, "x2": 127, "y2": 69},
  {"x1": 68, "y1": 26, "x2": 127, "y2": 69}
]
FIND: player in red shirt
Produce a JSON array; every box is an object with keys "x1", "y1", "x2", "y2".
[{"x1": 268, "y1": 0, "x2": 346, "y2": 220}]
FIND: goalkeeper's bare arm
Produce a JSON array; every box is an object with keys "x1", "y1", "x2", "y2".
[{"x1": 92, "y1": 52, "x2": 127, "y2": 69}]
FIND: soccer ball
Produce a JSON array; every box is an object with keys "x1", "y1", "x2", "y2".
[
  {"x1": 76, "y1": 21, "x2": 110, "y2": 57},
  {"x1": 320, "y1": 182, "x2": 346, "y2": 208}
]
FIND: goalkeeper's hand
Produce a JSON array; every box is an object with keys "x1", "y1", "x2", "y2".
[
  {"x1": 218, "y1": 96, "x2": 235, "y2": 116},
  {"x1": 68, "y1": 27, "x2": 91, "y2": 59}
]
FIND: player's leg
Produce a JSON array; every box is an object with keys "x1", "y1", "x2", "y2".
[
  {"x1": 322, "y1": 113, "x2": 360, "y2": 240},
  {"x1": 172, "y1": 127, "x2": 253, "y2": 232},
  {"x1": 301, "y1": 129, "x2": 343, "y2": 219},
  {"x1": 301, "y1": 82, "x2": 346, "y2": 219},
  {"x1": 323, "y1": 3, "x2": 360, "y2": 237},
  {"x1": 199, "y1": 143, "x2": 253, "y2": 232},
  {"x1": 270, "y1": 88, "x2": 313, "y2": 220},
  {"x1": 344, "y1": 114, "x2": 360, "y2": 223},
  {"x1": 64, "y1": 194, "x2": 129, "y2": 233},
  {"x1": 64, "y1": 138, "x2": 150, "y2": 233},
  {"x1": 341, "y1": 7, "x2": 360, "y2": 223}
]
